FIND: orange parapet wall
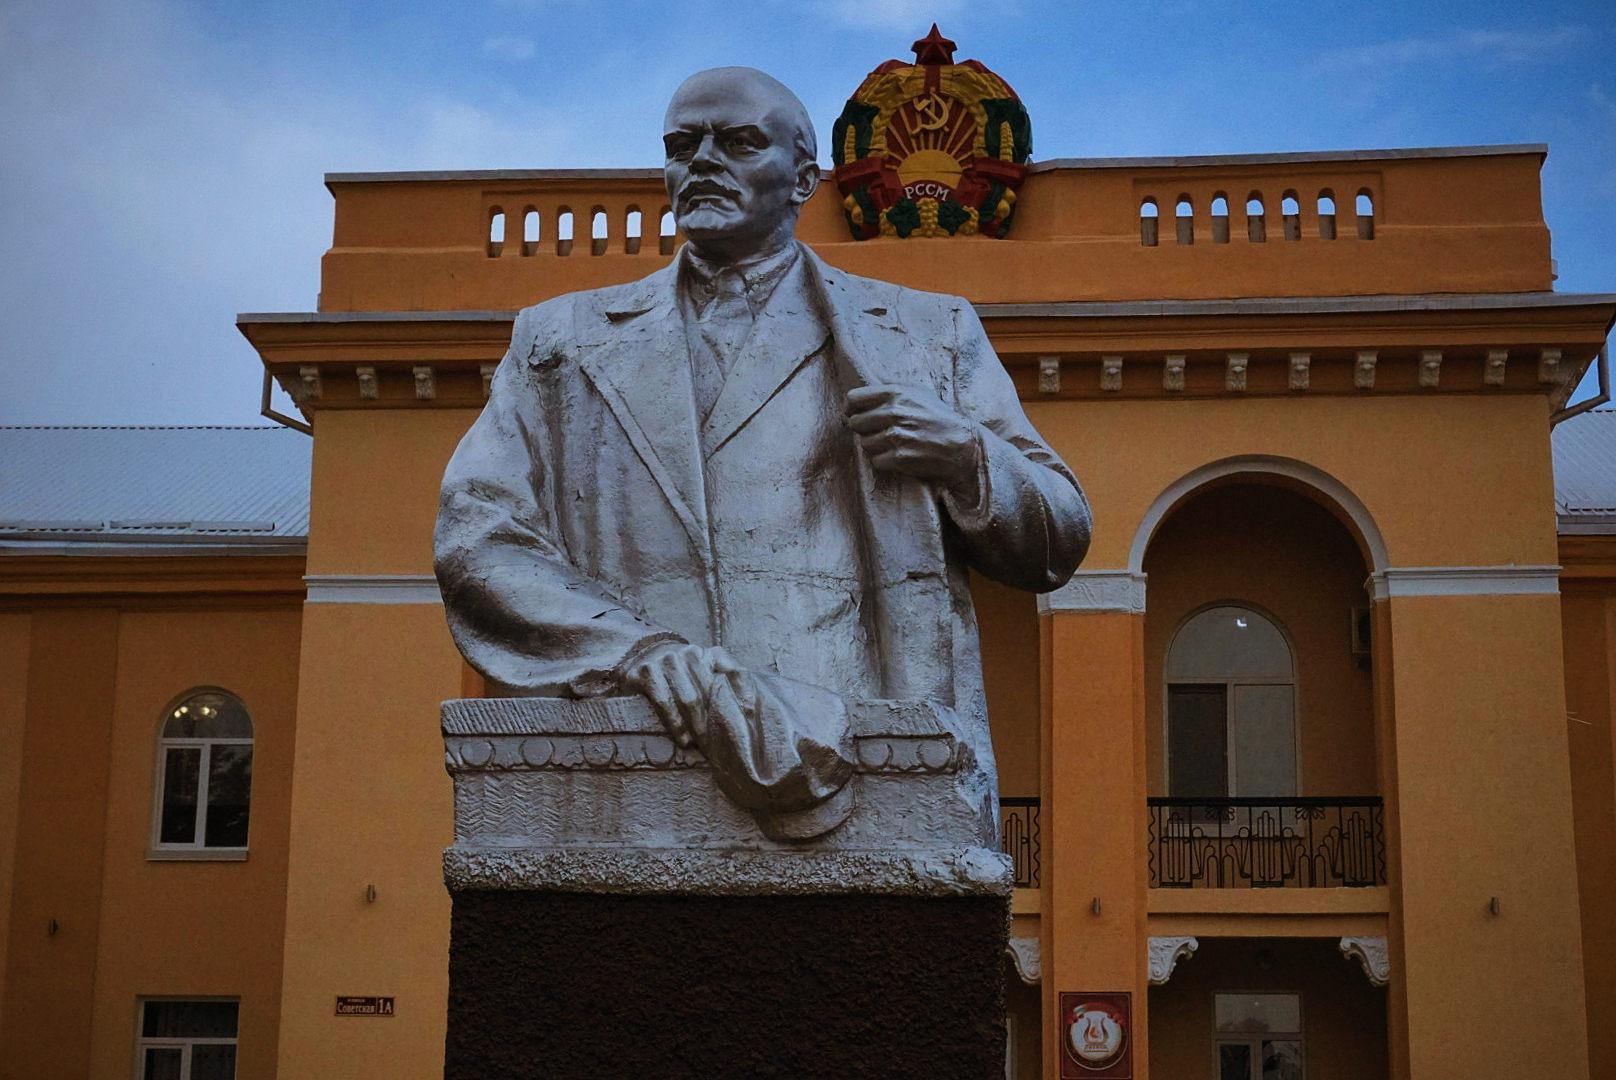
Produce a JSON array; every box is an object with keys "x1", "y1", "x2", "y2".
[{"x1": 316, "y1": 146, "x2": 1553, "y2": 313}]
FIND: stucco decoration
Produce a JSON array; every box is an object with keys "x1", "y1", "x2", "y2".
[
  {"x1": 1006, "y1": 936, "x2": 1041, "y2": 984},
  {"x1": 831, "y1": 26, "x2": 1032, "y2": 240},
  {"x1": 1419, "y1": 349, "x2": 1443, "y2": 388},
  {"x1": 1101, "y1": 355, "x2": 1123, "y2": 392},
  {"x1": 1339, "y1": 936, "x2": 1390, "y2": 986},
  {"x1": 442, "y1": 697, "x2": 1012, "y2": 895},
  {"x1": 434, "y1": 66, "x2": 1090, "y2": 887},
  {"x1": 1485, "y1": 347, "x2": 1509, "y2": 386},
  {"x1": 1225, "y1": 352, "x2": 1248, "y2": 392},
  {"x1": 1147, "y1": 936, "x2": 1198, "y2": 985}
]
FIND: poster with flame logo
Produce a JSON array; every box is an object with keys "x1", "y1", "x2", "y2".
[
  {"x1": 830, "y1": 26, "x2": 1031, "y2": 240},
  {"x1": 1059, "y1": 992, "x2": 1131, "y2": 1078}
]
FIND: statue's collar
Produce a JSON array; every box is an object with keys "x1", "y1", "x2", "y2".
[{"x1": 678, "y1": 242, "x2": 801, "y2": 318}]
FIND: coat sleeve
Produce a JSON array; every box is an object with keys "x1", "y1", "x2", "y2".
[
  {"x1": 937, "y1": 298, "x2": 1092, "y2": 592},
  {"x1": 433, "y1": 302, "x2": 683, "y2": 696}
]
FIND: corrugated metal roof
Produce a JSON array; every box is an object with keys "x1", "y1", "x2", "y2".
[
  {"x1": 0, "y1": 427, "x2": 311, "y2": 552},
  {"x1": 1553, "y1": 409, "x2": 1616, "y2": 534}
]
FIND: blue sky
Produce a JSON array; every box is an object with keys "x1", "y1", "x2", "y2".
[{"x1": 2, "y1": 0, "x2": 1612, "y2": 425}]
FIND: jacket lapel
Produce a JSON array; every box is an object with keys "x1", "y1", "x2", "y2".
[
  {"x1": 700, "y1": 254, "x2": 832, "y2": 457},
  {"x1": 575, "y1": 263, "x2": 712, "y2": 564},
  {"x1": 801, "y1": 247, "x2": 954, "y2": 702}
]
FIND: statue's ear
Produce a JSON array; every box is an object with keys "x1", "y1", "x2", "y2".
[{"x1": 791, "y1": 159, "x2": 820, "y2": 206}]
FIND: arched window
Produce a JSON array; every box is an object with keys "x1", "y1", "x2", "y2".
[
  {"x1": 590, "y1": 207, "x2": 608, "y2": 256},
  {"x1": 556, "y1": 208, "x2": 574, "y2": 256},
  {"x1": 1166, "y1": 606, "x2": 1296, "y2": 797},
  {"x1": 1355, "y1": 189, "x2": 1375, "y2": 240},
  {"x1": 486, "y1": 208, "x2": 505, "y2": 258},
  {"x1": 1316, "y1": 190, "x2": 1337, "y2": 240},
  {"x1": 625, "y1": 207, "x2": 643, "y2": 255},
  {"x1": 1140, "y1": 197, "x2": 1159, "y2": 247},
  {"x1": 1175, "y1": 196, "x2": 1194, "y2": 245},
  {"x1": 1245, "y1": 193, "x2": 1266, "y2": 243},
  {"x1": 659, "y1": 208, "x2": 676, "y2": 255},
  {"x1": 152, "y1": 689, "x2": 253, "y2": 857},
  {"x1": 1210, "y1": 194, "x2": 1230, "y2": 244},
  {"x1": 522, "y1": 208, "x2": 540, "y2": 256},
  {"x1": 1281, "y1": 191, "x2": 1301, "y2": 241}
]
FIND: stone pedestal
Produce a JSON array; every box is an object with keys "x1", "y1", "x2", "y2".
[{"x1": 440, "y1": 696, "x2": 1011, "y2": 1079}]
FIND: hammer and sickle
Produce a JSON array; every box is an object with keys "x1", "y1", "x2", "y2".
[{"x1": 911, "y1": 92, "x2": 949, "y2": 132}]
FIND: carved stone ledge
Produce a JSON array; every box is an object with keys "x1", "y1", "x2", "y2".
[
  {"x1": 1037, "y1": 569, "x2": 1147, "y2": 614},
  {"x1": 444, "y1": 846, "x2": 1011, "y2": 898},
  {"x1": 442, "y1": 697, "x2": 1008, "y2": 897},
  {"x1": 1339, "y1": 936, "x2": 1389, "y2": 986},
  {"x1": 1148, "y1": 936, "x2": 1198, "y2": 985},
  {"x1": 1006, "y1": 936, "x2": 1041, "y2": 984}
]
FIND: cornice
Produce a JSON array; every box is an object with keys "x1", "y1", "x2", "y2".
[
  {"x1": 238, "y1": 292, "x2": 1613, "y2": 412},
  {"x1": 0, "y1": 553, "x2": 307, "y2": 600}
]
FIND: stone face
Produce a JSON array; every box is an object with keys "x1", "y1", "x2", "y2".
[{"x1": 444, "y1": 890, "x2": 1009, "y2": 1080}]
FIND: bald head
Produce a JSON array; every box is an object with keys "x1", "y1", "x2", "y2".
[
  {"x1": 666, "y1": 67, "x2": 817, "y2": 167},
  {"x1": 663, "y1": 67, "x2": 820, "y2": 264}
]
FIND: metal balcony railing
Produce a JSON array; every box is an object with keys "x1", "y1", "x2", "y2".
[
  {"x1": 999, "y1": 797, "x2": 1041, "y2": 889},
  {"x1": 1147, "y1": 797, "x2": 1386, "y2": 889}
]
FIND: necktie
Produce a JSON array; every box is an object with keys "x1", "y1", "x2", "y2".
[{"x1": 693, "y1": 269, "x2": 752, "y2": 421}]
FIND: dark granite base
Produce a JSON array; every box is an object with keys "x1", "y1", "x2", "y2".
[{"x1": 445, "y1": 889, "x2": 1008, "y2": 1080}]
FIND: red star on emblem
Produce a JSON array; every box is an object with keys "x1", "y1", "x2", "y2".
[{"x1": 911, "y1": 24, "x2": 957, "y2": 66}]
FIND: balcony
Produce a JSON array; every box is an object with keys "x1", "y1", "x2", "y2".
[
  {"x1": 999, "y1": 797, "x2": 1041, "y2": 889},
  {"x1": 1148, "y1": 797, "x2": 1385, "y2": 889}
]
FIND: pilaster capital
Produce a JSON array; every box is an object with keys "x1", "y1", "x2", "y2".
[{"x1": 1038, "y1": 570, "x2": 1147, "y2": 615}]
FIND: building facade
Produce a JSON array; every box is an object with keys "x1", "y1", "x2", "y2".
[{"x1": 2, "y1": 137, "x2": 1614, "y2": 1079}]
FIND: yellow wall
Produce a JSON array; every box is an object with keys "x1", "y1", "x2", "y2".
[
  {"x1": 1388, "y1": 593, "x2": 1587, "y2": 1076},
  {"x1": 0, "y1": 615, "x2": 30, "y2": 1022},
  {"x1": 87, "y1": 606, "x2": 301, "y2": 1080},
  {"x1": 975, "y1": 574, "x2": 1041, "y2": 798},
  {"x1": 1562, "y1": 574, "x2": 1616, "y2": 1080},
  {"x1": 1024, "y1": 393, "x2": 1558, "y2": 575},
  {"x1": 1149, "y1": 937, "x2": 1389, "y2": 1080},
  {"x1": 1142, "y1": 483, "x2": 1376, "y2": 797},
  {"x1": 0, "y1": 582, "x2": 302, "y2": 1080},
  {"x1": 0, "y1": 609, "x2": 120, "y2": 1079},
  {"x1": 275, "y1": 408, "x2": 476, "y2": 1079}
]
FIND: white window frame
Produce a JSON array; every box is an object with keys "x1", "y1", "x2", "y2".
[
  {"x1": 133, "y1": 997, "x2": 239, "y2": 1080},
  {"x1": 148, "y1": 689, "x2": 252, "y2": 862},
  {"x1": 1212, "y1": 990, "x2": 1304, "y2": 1080},
  {"x1": 1164, "y1": 603, "x2": 1302, "y2": 798}
]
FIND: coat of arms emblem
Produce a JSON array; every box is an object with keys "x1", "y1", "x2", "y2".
[{"x1": 831, "y1": 26, "x2": 1032, "y2": 240}]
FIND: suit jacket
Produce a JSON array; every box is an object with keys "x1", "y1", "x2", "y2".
[{"x1": 435, "y1": 243, "x2": 1090, "y2": 833}]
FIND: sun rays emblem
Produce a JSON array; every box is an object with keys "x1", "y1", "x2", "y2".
[{"x1": 830, "y1": 26, "x2": 1032, "y2": 240}]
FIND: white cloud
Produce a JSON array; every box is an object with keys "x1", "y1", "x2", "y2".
[
  {"x1": 0, "y1": 0, "x2": 587, "y2": 425},
  {"x1": 483, "y1": 35, "x2": 536, "y2": 60},
  {"x1": 1318, "y1": 25, "x2": 1585, "y2": 72}
]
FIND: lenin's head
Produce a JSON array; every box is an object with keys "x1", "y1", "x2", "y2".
[{"x1": 663, "y1": 67, "x2": 820, "y2": 264}]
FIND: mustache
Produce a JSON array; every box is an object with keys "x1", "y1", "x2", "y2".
[{"x1": 679, "y1": 179, "x2": 741, "y2": 202}]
